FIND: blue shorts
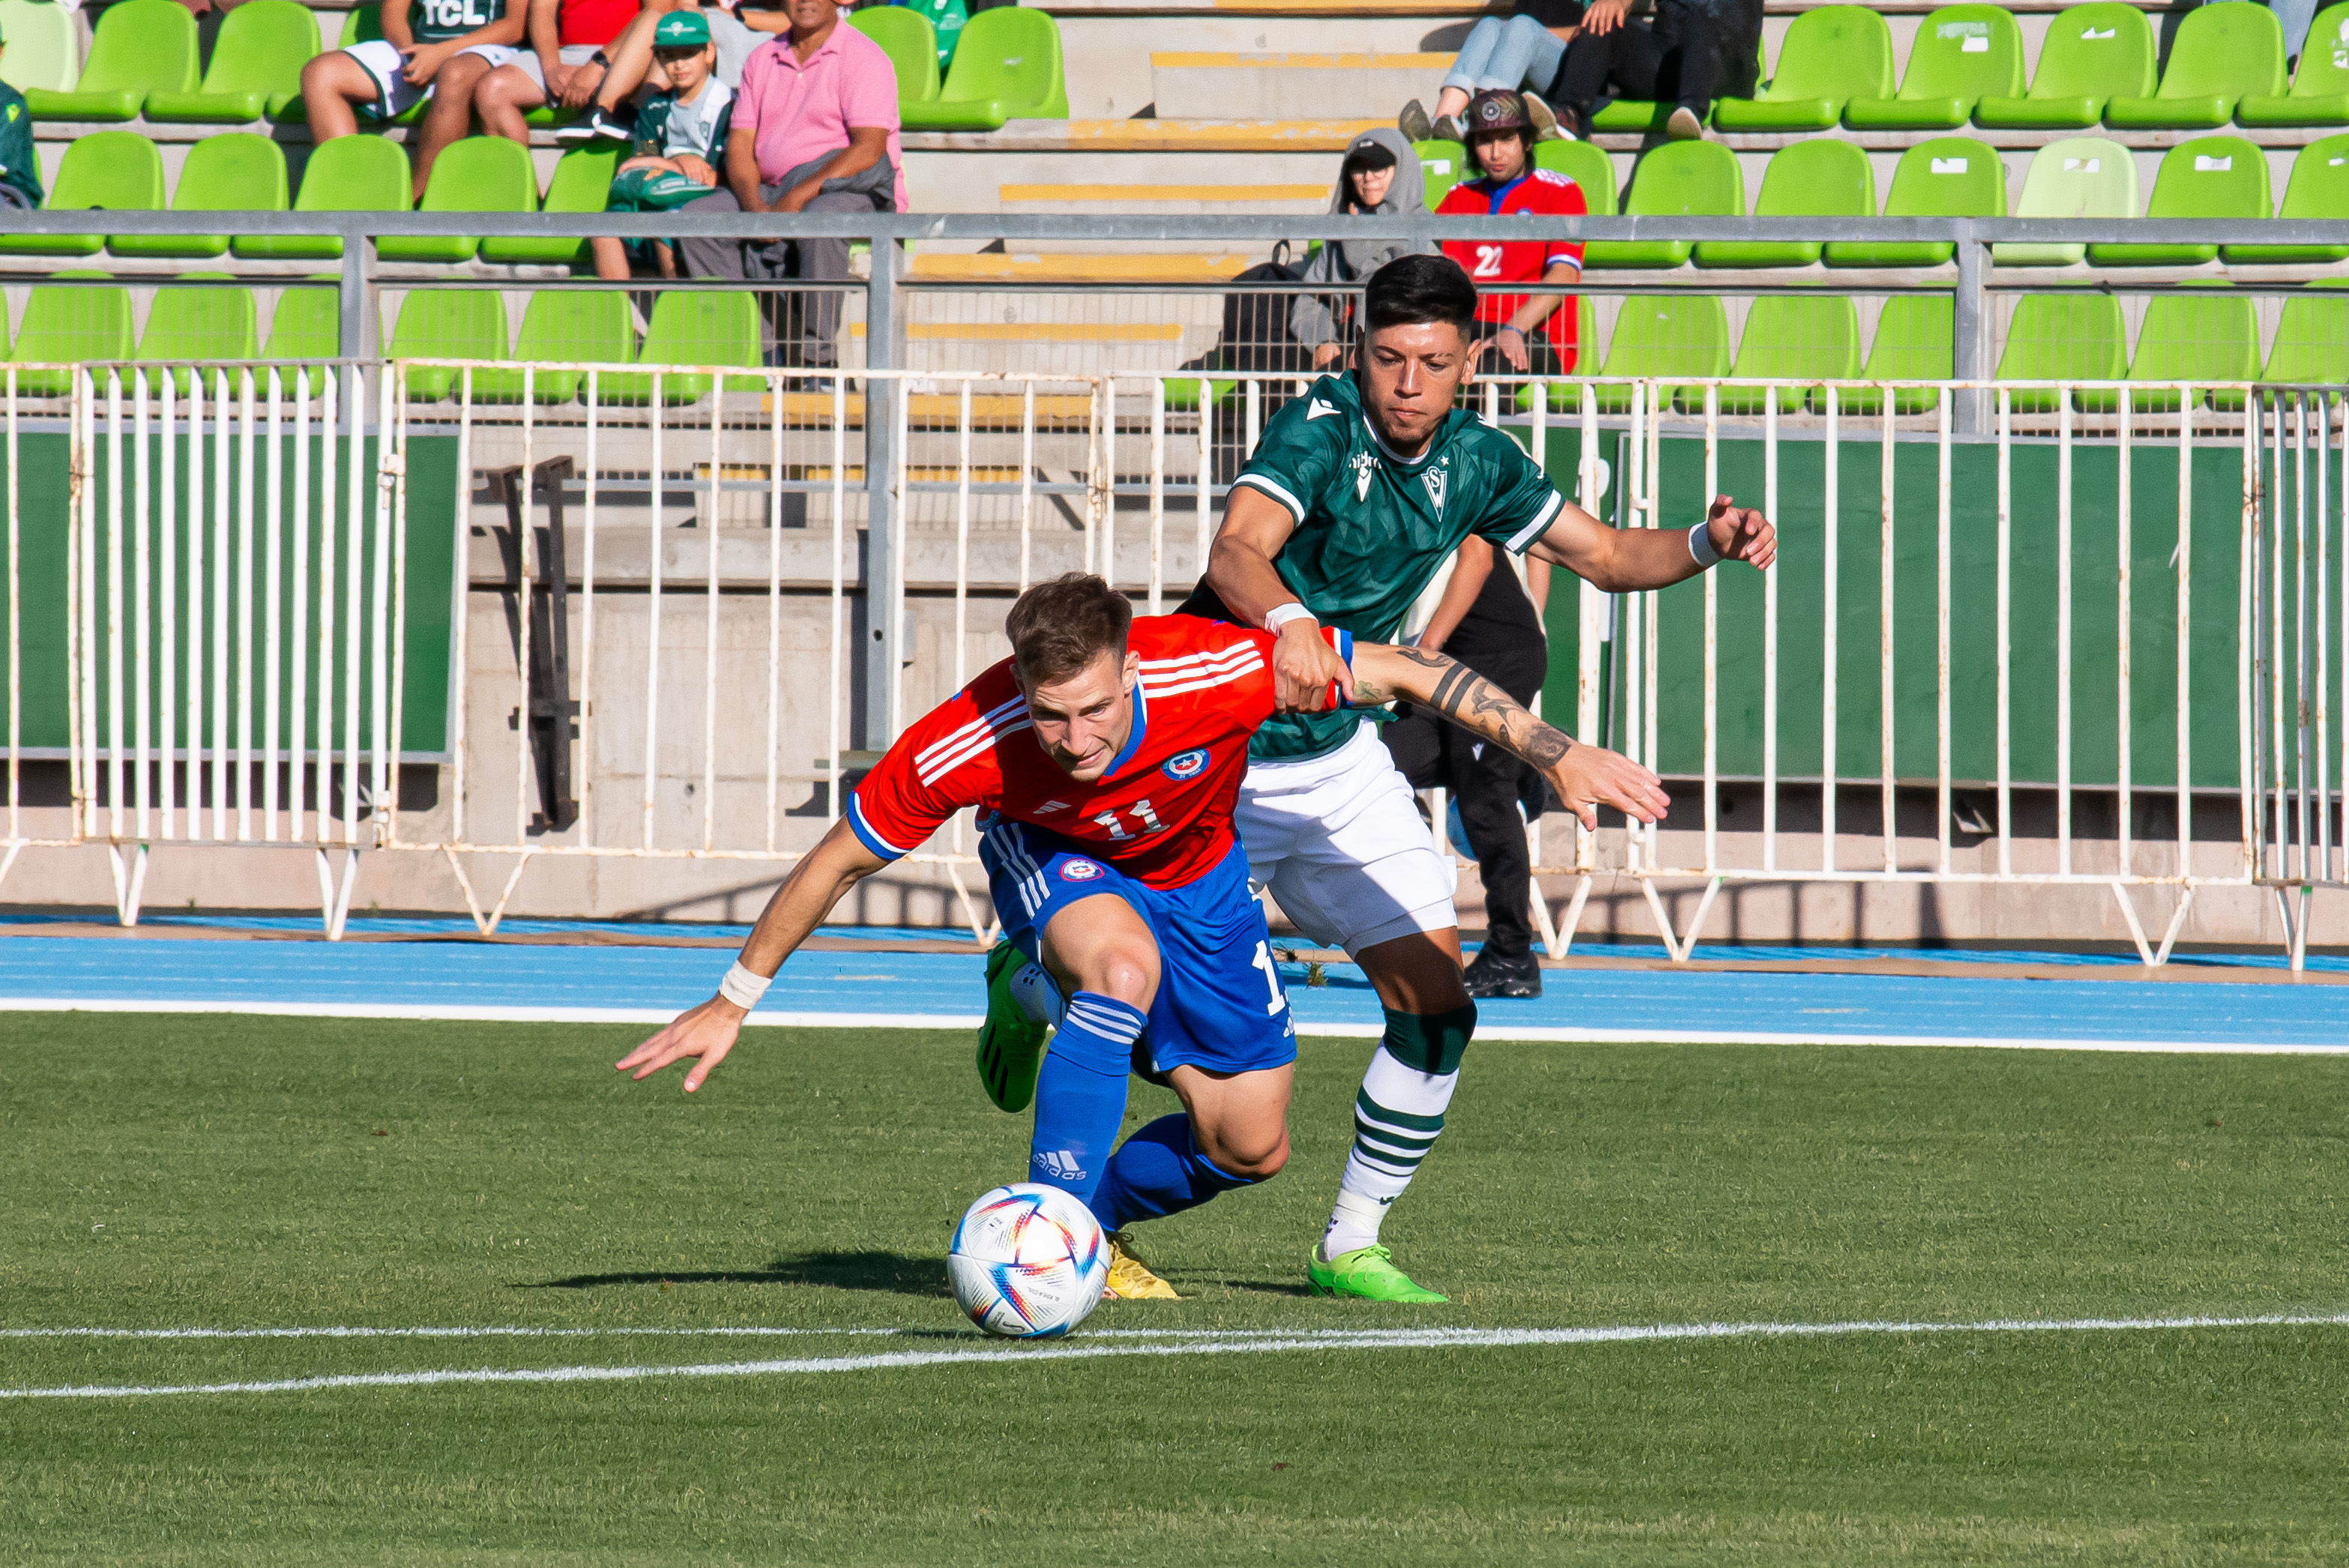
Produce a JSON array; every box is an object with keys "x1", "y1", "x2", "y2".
[{"x1": 978, "y1": 817, "x2": 1297, "y2": 1078}]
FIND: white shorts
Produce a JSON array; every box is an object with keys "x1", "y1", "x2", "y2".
[
  {"x1": 1237, "y1": 719, "x2": 1459, "y2": 956},
  {"x1": 343, "y1": 38, "x2": 570, "y2": 119}
]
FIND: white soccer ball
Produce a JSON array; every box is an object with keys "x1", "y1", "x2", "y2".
[{"x1": 948, "y1": 1182, "x2": 1109, "y2": 1339}]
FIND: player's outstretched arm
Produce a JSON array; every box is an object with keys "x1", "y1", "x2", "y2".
[
  {"x1": 1526, "y1": 493, "x2": 1776, "y2": 592},
  {"x1": 615, "y1": 818, "x2": 887, "y2": 1093},
  {"x1": 1351, "y1": 643, "x2": 1671, "y2": 829}
]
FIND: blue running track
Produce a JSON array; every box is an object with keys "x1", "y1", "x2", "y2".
[{"x1": 2, "y1": 932, "x2": 2346, "y2": 1052}]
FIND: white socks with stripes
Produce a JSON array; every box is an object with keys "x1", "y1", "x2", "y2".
[{"x1": 1319, "y1": 1045, "x2": 1460, "y2": 1258}]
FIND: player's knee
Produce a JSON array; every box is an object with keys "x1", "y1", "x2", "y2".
[
  {"x1": 1077, "y1": 944, "x2": 1157, "y2": 1009},
  {"x1": 1214, "y1": 1126, "x2": 1289, "y2": 1181}
]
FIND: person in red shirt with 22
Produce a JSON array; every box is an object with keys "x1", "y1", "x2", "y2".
[
  {"x1": 1435, "y1": 88, "x2": 1587, "y2": 377},
  {"x1": 618, "y1": 573, "x2": 1663, "y2": 1300}
]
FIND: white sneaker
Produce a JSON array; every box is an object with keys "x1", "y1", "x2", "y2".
[{"x1": 1665, "y1": 105, "x2": 1704, "y2": 140}]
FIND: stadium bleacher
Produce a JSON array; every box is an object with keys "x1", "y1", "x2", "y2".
[{"x1": 1, "y1": 0, "x2": 2347, "y2": 395}]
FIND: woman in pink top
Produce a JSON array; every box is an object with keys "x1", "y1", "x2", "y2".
[{"x1": 675, "y1": 0, "x2": 906, "y2": 379}]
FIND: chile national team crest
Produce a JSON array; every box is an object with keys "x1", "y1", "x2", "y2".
[
  {"x1": 1059, "y1": 859, "x2": 1105, "y2": 881},
  {"x1": 1162, "y1": 747, "x2": 1210, "y2": 780}
]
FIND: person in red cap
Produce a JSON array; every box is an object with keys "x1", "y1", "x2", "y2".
[{"x1": 1432, "y1": 88, "x2": 1587, "y2": 377}]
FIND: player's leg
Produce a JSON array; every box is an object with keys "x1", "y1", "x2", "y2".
[
  {"x1": 1023, "y1": 890, "x2": 1156, "y2": 1208},
  {"x1": 469, "y1": 57, "x2": 547, "y2": 146},
  {"x1": 1450, "y1": 731, "x2": 1543, "y2": 998},
  {"x1": 1094, "y1": 1061, "x2": 1292, "y2": 1228}
]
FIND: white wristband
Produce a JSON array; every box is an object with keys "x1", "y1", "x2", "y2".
[
  {"x1": 1264, "y1": 602, "x2": 1317, "y2": 634},
  {"x1": 1688, "y1": 519, "x2": 1722, "y2": 569},
  {"x1": 717, "y1": 960, "x2": 772, "y2": 1010}
]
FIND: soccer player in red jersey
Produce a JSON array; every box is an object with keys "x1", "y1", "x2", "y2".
[
  {"x1": 1434, "y1": 88, "x2": 1586, "y2": 376},
  {"x1": 619, "y1": 573, "x2": 1664, "y2": 1298}
]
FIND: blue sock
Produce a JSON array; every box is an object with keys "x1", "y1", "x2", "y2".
[
  {"x1": 1025, "y1": 991, "x2": 1143, "y2": 1207},
  {"x1": 1094, "y1": 1113, "x2": 1258, "y2": 1231}
]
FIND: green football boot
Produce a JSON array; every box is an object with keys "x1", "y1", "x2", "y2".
[
  {"x1": 975, "y1": 941, "x2": 1050, "y2": 1113},
  {"x1": 1306, "y1": 1243, "x2": 1450, "y2": 1303}
]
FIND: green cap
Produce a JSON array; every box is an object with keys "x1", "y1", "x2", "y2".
[{"x1": 654, "y1": 10, "x2": 710, "y2": 47}]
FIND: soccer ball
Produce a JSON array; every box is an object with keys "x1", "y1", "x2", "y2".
[{"x1": 948, "y1": 1183, "x2": 1109, "y2": 1339}]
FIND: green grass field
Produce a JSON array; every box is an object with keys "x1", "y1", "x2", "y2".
[{"x1": 4, "y1": 1011, "x2": 2348, "y2": 1564}]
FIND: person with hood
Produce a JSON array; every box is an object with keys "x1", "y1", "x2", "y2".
[{"x1": 1292, "y1": 130, "x2": 1429, "y2": 372}]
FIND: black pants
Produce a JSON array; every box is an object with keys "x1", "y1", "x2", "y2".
[
  {"x1": 1381, "y1": 649, "x2": 1546, "y2": 959},
  {"x1": 1549, "y1": 4, "x2": 1724, "y2": 128},
  {"x1": 1468, "y1": 319, "x2": 1566, "y2": 378}
]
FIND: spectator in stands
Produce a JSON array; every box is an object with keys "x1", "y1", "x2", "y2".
[
  {"x1": 0, "y1": 25, "x2": 40, "y2": 212},
  {"x1": 469, "y1": 0, "x2": 656, "y2": 142},
  {"x1": 558, "y1": 0, "x2": 788, "y2": 139},
  {"x1": 1293, "y1": 130, "x2": 1427, "y2": 370},
  {"x1": 1544, "y1": 0, "x2": 1762, "y2": 142},
  {"x1": 1434, "y1": 91, "x2": 1584, "y2": 376},
  {"x1": 300, "y1": 0, "x2": 529, "y2": 201},
  {"x1": 675, "y1": 0, "x2": 905, "y2": 376},
  {"x1": 590, "y1": 10, "x2": 735, "y2": 280},
  {"x1": 1399, "y1": 0, "x2": 1579, "y2": 144}
]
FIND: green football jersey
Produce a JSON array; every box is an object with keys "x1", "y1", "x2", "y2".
[
  {"x1": 1207, "y1": 371, "x2": 1564, "y2": 761},
  {"x1": 407, "y1": 0, "x2": 508, "y2": 45}
]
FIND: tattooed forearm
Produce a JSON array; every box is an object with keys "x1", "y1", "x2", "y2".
[{"x1": 1363, "y1": 648, "x2": 1575, "y2": 770}]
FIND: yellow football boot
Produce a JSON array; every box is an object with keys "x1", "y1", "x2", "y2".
[{"x1": 1101, "y1": 1230, "x2": 1180, "y2": 1300}]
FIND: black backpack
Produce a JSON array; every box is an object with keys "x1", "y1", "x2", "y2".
[{"x1": 1188, "y1": 241, "x2": 1313, "y2": 376}]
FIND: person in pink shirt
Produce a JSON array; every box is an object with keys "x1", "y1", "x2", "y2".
[{"x1": 676, "y1": 0, "x2": 905, "y2": 376}]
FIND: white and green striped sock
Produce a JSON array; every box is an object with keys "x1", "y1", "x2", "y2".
[{"x1": 1321, "y1": 1045, "x2": 1460, "y2": 1258}]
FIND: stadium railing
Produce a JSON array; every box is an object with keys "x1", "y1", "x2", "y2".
[{"x1": 1, "y1": 207, "x2": 2345, "y2": 965}]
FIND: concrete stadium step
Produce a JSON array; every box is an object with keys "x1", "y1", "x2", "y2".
[
  {"x1": 1151, "y1": 51, "x2": 1450, "y2": 121},
  {"x1": 997, "y1": 180, "x2": 1330, "y2": 214},
  {"x1": 909, "y1": 250, "x2": 1259, "y2": 282}
]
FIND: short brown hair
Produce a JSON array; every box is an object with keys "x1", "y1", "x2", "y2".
[{"x1": 1004, "y1": 573, "x2": 1133, "y2": 684}]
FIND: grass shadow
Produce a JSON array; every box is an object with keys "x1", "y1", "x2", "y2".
[{"x1": 517, "y1": 1249, "x2": 951, "y2": 1298}]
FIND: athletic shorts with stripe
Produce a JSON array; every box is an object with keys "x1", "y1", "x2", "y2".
[
  {"x1": 979, "y1": 816, "x2": 1298, "y2": 1079},
  {"x1": 339, "y1": 39, "x2": 585, "y2": 119}
]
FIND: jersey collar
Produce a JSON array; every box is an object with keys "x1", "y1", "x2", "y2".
[
  {"x1": 1103, "y1": 681, "x2": 1150, "y2": 779},
  {"x1": 1360, "y1": 408, "x2": 1447, "y2": 471},
  {"x1": 1473, "y1": 170, "x2": 1531, "y2": 213}
]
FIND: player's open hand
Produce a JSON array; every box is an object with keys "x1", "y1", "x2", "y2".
[
  {"x1": 1703, "y1": 495, "x2": 1776, "y2": 570},
  {"x1": 1545, "y1": 742, "x2": 1669, "y2": 830},
  {"x1": 616, "y1": 998, "x2": 745, "y2": 1093},
  {"x1": 1273, "y1": 618, "x2": 1353, "y2": 712}
]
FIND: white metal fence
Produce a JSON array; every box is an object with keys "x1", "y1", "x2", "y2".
[{"x1": 1, "y1": 361, "x2": 2339, "y2": 965}]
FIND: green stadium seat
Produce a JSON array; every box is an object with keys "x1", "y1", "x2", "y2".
[
  {"x1": 1712, "y1": 6, "x2": 1890, "y2": 133},
  {"x1": 0, "y1": 0, "x2": 80, "y2": 94},
  {"x1": 1843, "y1": 4, "x2": 2022, "y2": 130},
  {"x1": 0, "y1": 130, "x2": 161, "y2": 257},
  {"x1": 1159, "y1": 374, "x2": 1234, "y2": 414},
  {"x1": 388, "y1": 289, "x2": 510, "y2": 401},
  {"x1": 1975, "y1": 4, "x2": 2153, "y2": 129},
  {"x1": 1716, "y1": 294, "x2": 1859, "y2": 414},
  {"x1": 898, "y1": 6, "x2": 1067, "y2": 131},
  {"x1": 1694, "y1": 139, "x2": 1871, "y2": 268},
  {"x1": 145, "y1": 0, "x2": 319, "y2": 121},
  {"x1": 599, "y1": 290, "x2": 764, "y2": 405},
  {"x1": 2105, "y1": 1, "x2": 2284, "y2": 129},
  {"x1": 7, "y1": 273, "x2": 133, "y2": 396},
  {"x1": 1825, "y1": 137, "x2": 2003, "y2": 268},
  {"x1": 1991, "y1": 136, "x2": 2136, "y2": 267},
  {"x1": 1995, "y1": 293, "x2": 2126, "y2": 413},
  {"x1": 1587, "y1": 294, "x2": 1728, "y2": 414},
  {"x1": 2245, "y1": 280, "x2": 2349, "y2": 399},
  {"x1": 1583, "y1": 140, "x2": 1742, "y2": 270},
  {"x1": 22, "y1": 0, "x2": 197, "y2": 119},
  {"x1": 473, "y1": 290, "x2": 636, "y2": 403},
  {"x1": 2223, "y1": 133, "x2": 2349, "y2": 264},
  {"x1": 480, "y1": 146, "x2": 619, "y2": 265},
  {"x1": 237, "y1": 136, "x2": 413, "y2": 262},
  {"x1": 1842, "y1": 293, "x2": 1953, "y2": 416},
  {"x1": 1533, "y1": 137, "x2": 1616, "y2": 214},
  {"x1": 262, "y1": 280, "x2": 343, "y2": 361},
  {"x1": 851, "y1": 4, "x2": 941, "y2": 104},
  {"x1": 2087, "y1": 135, "x2": 2267, "y2": 268},
  {"x1": 2096, "y1": 285, "x2": 2258, "y2": 413},
  {"x1": 2240, "y1": 1, "x2": 2349, "y2": 125},
  {"x1": 1514, "y1": 296, "x2": 1601, "y2": 411},
  {"x1": 379, "y1": 136, "x2": 537, "y2": 265},
  {"x1": 112, "y1": 132, "x2": 288, "y2": 260},
  {"x1": 1416, "y1": 138, "x2": 1465, "y2": 209},
  {"x1": 136, "y1": 275, "x2": 261, "y2": 393}
]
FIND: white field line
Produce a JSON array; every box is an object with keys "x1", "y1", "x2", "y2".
[
  {"x1": 0, "y1": 1326, "x2": 905, "y2": 1341},
  {"x1": 8, "y1": 1313, "x2": 2348, "y2": 1402},
  {"x1": 0, "y1": 997, "x2": 2343, "y2": 1053}
]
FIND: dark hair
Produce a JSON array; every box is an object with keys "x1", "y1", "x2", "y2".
[
  {"x1": 1362, "y1": 253, "x2": 1478, "y2": 337},
  {"x1": 1004, "y1": 573, "x2": 1134, "y2": 684}
]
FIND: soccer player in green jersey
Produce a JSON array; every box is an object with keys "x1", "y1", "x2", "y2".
[{"x1": 986, "y1": 253, "x2": 1774, "y2": 1301}]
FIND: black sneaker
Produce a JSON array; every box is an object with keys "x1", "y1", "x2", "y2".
[
  {"x1": 1398, "y1": 97, "x2": 1434, "y2": 142},
  {"x1": 555, "y1": 104, "x2": 633, "y2": 142},
  {"x1": 1463, "y1": 947, "x2": 1543, "y2": 998}
]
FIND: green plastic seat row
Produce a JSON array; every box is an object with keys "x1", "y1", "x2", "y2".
[
  {"x1": 851, "y1": 5, "x2": 943, "y2": 107},
  {"x1": 0, "y1": 0, "x2": 78, "y2": 94},
  {"x1": 877, "y1": 4, "x2": 1065, "y2": 131},
  {"x1": 19, "y1": 0, "x2": 317, "y2": 122},
  {"x1": 0, "y1": 133, "x2": 620, "y2": 266},
  {"x1": 1994, "y1": 283, "x2": 2349, "y2": 413}
]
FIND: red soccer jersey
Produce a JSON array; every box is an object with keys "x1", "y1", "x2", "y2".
[
  {"x1": 1438, "y1": 168, "x2": 1587, "y2": 364},
  {"x1": 849, "y1": 618, "x2": 1350, "y2": 890}
]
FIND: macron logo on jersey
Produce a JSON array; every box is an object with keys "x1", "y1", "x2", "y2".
[
  {"x1": 1306, "y1": 399, "x2": 1339, "y2": 420},
  {"x1": 1034, "y1": 800, "x2": 1070, "y2": 814}
]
